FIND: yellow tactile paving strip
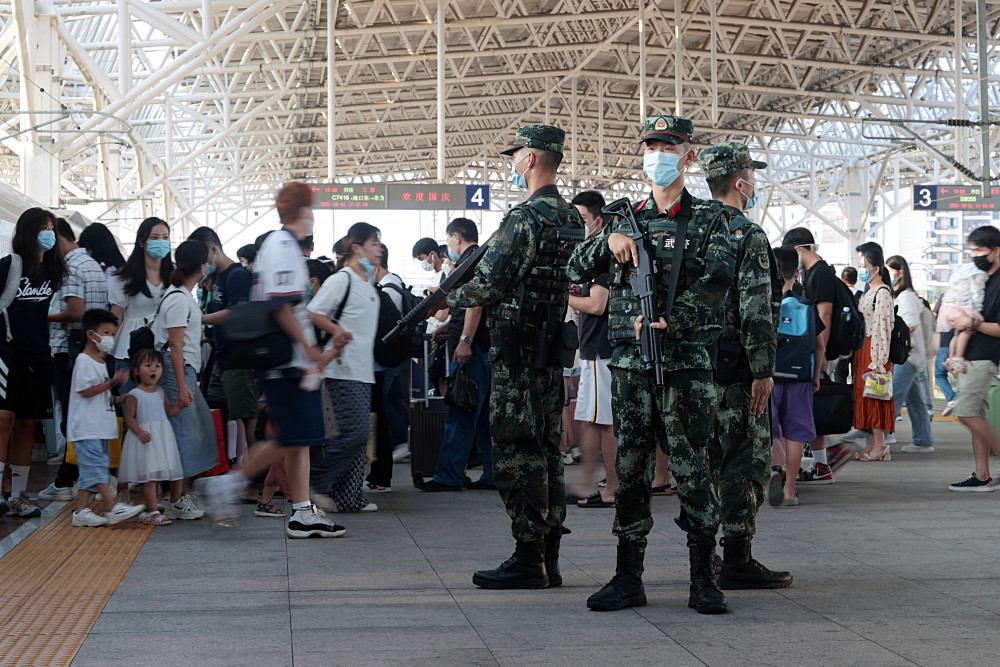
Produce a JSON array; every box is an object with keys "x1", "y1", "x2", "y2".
[{"x1": 0, "y1": 503, "x2": 152, "y2": 667}]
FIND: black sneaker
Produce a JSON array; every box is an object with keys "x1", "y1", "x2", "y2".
[
  {"x1": 286, "y1": 505, "x2": 346, "y2": 538},
  {"x1": 797, "y1": 463, "x2": 834, "y2": 485},
  {"x1": 948, "y1": 473, "x2": 995, "y2": 492},
  {"x1": 467, "y1": 479, "x2": 497, "y2": 490},
  {"x1": 419, "y1": 479, "x2": 462, "y2": 492}
]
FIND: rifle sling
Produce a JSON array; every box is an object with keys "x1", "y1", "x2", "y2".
[{"x1": 659, "y1": 189, "x2": 693, "y2": 341}]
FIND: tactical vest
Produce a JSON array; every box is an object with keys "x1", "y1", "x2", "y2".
[
  {"x1": 491, "y1": 197, "x2": 584, "y2": 329},
  {"x1": 607, "y1": 197, "x2": 725, "y2": 345},
  {"x1": 721, "y1": 215, "x2": 783, "y2": 342}
]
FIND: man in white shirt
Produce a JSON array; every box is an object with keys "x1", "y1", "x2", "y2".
[{"x1": 200, "y1": 182, "x2": 343, "y2": 539}]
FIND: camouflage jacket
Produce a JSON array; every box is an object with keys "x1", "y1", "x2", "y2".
[
  {"x1": 567, "y1": 189, "x2": 736, "y2": 372},
  {"x1": 448, "y1": 184, "x2": 583, "y2": 356},
  {"x1": 721, "y1": 205, "x2": 782, "y2": 380}
]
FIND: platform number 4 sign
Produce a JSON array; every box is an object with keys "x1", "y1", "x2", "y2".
[{"x1": 466, "y1": 185, "x2": 490, "y2": 210}]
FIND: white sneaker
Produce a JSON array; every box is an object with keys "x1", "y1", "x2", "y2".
[
  {"x1": 839, "y1": 428, "x2": 868, "y2": 444},
  {"x1": 38, "y1": 483, "x2": 74, "y2": 501},
  {"x1": 197, "y1": 474, "x2": 245, "y2": 520},
  {"x1": 942, "y1": 400, "x2": 956, "y2": 417},
  {"x1": 286, "y1": 505, "x2": 346, "y2": 538},
  {"x1": 164, "y1": 494, "x2": 205, "y2": 520},
  {"x1": 884, "y1": 433, "x2": 897, "y2": 445},
  {"x1": 902, "y1": 444, "x2": 936, "y2": 453},
  {"x1": 104, "y1": 502, "x2": 145, "y2": 525},
  {"x1": 72, "y1": 508, "x2": 108, "y2": 527},
  {"x1": 46, "y1": 453, "x2": 64, "y2": 466},
  {"x1": 391, "y1": 444, "x2": 410, "y2": 463},
  {"x1": 310, "y1": 488, "x2": 336, "y2": 511},
  {"x1": 360, "y1": 502, "x2": 378, "y2": 512},
  {"x1": 364, "y1": 482, "x2": 391, "y2": 493}
]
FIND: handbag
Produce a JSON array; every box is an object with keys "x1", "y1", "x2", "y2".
[
  {"x1": 444, "y1": 364, "x2": 478, "y2": 412},
  {"x1": 221, "y1": 300, "x2": 293, "y2": 369},
  {"x1": 862, "y1": 370, "x2": 893, "y2": 400},
  {"x1": 812, "y1": 378, "x2": 854, "y2": 436}
]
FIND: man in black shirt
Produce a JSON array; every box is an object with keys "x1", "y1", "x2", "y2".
[
  {"x1": 782, "y1": 228, "x2": 854, "y2": 482},
  {"x1": 948, "y1": 225, "x2": 1000, "y2": 491},
  {"x1": 567, "y1": 191, "x2": 618, "y2": 507},
  {"x1": 420, "y1": 218, "x2": 494, "y2": 492}
]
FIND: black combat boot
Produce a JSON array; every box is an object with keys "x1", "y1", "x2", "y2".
[
  {"x1": 472, "y1": 540, "x2": 548, "y2": 589},
  {"x1": 544, "y1": 529, "x2": 563, "y2": 587},
  {"x1": 586, "y1": 542, "x2": 646, "y2": 611},
  {"x1": 688, "y1": 542, "x2": 729, "y2": 614},
  {"x1": 718, "y1": 536, "x2": 793, "y2": 590}
]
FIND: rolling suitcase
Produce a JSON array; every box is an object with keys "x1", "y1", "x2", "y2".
[{"x1": 410, "y1": 337, "x2": 447, "y2": 486}]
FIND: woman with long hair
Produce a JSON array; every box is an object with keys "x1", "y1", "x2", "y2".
[
  {"x1": 852, "y1": 242, "x2": 896, "y2": 461},
  {"x1": 308, "y1": 222, "x2": 382, "y2": 512},
  {"x1": 887, "y1": 255, "x2": 936, "y2": 452},
  {"x1": 78, "y1": 222, "x2": 126, "y2": 299},
  {"x1": 0, "y1": 208, "x2": 68, "y2": 517},
  {"x1": 150, "y1": 239, "x2": 218, "y2": 519},
  {"x1": 108, "y1": 217, "x2": 174, "y2": 387}
]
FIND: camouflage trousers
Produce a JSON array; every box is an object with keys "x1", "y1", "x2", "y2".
[
  {"x1": 710, "y1": 382, "x2": 772, "y2": 538},
  {"x1": 611, "y1": 367, "x2": 720, "y2": 548},
  {"x1": 489, "y1": 363, "x2": 565, "y2": 543}
]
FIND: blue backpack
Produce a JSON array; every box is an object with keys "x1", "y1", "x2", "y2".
[{"x1": 775, "y1": 290, "x2": 816, "y2": 382}]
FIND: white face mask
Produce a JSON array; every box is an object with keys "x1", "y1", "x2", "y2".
[
  {"x1": 419, "y1": 257, "x2": 434, "y2": 272},
  {"x1": 93, "y1": 333, "x2": 114, "y2": 354}
]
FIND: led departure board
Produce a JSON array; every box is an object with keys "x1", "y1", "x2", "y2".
[{"x1": 913, "y1": 185, "x2": 999, "y2": 211}]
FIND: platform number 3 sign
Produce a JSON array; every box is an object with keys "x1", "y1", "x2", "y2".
[{"x1": 912, "y1": 185, "x2": 937, "y2": 210}]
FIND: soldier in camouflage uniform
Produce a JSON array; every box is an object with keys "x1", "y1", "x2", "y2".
[
  {"x1": 567, "y1": 115, "x2": 737, "y2": 614},
  {"x1": 447, "y1": 124, "x2": 584, "y2": 590},
  {"x1": 699, "y1": 142, "x2": 792, "y2": 590}
]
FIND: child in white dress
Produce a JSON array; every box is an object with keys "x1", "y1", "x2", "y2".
[
  {"x1": 120, "y1": 349, "x2": 185, "y2": 525},
  {"x1": 936, "y1": 261, "x2": 988, "y2": 374}
]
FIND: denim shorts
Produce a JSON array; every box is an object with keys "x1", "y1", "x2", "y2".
[
  {"x1": 260, "y1": 377, "x2": 325, "y2": 448},
  {"x1": 74, "y1": 438, "x2": 110, "y2": 491}
]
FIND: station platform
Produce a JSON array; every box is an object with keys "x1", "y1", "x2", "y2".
[{"x1": 1, "y1": 415, "x2": 998, "y2": 666}]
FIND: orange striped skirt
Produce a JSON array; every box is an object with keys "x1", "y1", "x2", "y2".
[{"x1": 852, "y1": 336, "x2": 895, "y2": 431}]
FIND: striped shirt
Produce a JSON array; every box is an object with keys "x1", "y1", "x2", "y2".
[{"x1": 50, "y1": 247, "x2": 109, "y2": 354}]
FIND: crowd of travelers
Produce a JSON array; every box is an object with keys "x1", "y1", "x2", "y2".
[{"x1": 1, "y1": 178, "x2": 998, "y2": 542}]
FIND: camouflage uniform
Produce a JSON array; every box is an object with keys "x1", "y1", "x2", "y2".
[
  {"x1": 700, "y1": 143, "x2": 782, "y2": 540},
  {"x1": 448, "y1": 124, "x2": 584, "y2": 545},
  {"x1": 567, "y1": 117, "x2": 736, "y2": 549}
]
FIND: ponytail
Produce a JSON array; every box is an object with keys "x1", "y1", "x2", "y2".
[{"x1": 170, "y1": 240, "x2": 208, "y2": 287}]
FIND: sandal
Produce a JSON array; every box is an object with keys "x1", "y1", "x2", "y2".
[
  {"x1": 139, "y1": 511, "x2": 172, "y2": 526},
  {"x1": 576, "y1": 492, "x2": 615, "y2": 508},
  {"x1": 254, "y1": 502, "x2": 287, "y2": 517},
  {"x1": 651, "y1": 484, "x2": 676, "y2": 496}
]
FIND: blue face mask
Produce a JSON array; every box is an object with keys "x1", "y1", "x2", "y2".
[
  {"x1": 738, "y1": 179, "x2": 758, "y2": 211},
  {"x1": 448, "y1": 249, "x2": 460, "y2": 261},
  {"x1": 146, "y1": 239, "x2": 171, "y2": 260},
  {"x1": 37, "y1": 230, "x2": 56, "y2": 252},
  {"x1": 857, "y1": 268, "x2": 871, "y2": 283},
  {"x1": 205, "y1": 262, "x2": 216, "y2": 276},
  {"x1": 891, "y1": 275, "x2": 900, "y2": 286},
  {"x1": 643, "y1": 151, "x2": 683, "y2": 189},
  {"x1": 359, "y1": 257, "x2": 375, "y2": 274},
  {"x1": 510, "y1": 154, "x2": 528, "y2": 189}
]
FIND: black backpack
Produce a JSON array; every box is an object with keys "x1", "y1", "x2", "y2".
[
  {"x1": 374, "y1": 277, "x2": 423, "y2": 367},
  {"x1": 879, "y1": 287, "x2": 912, "y2": 365},
  {"x1": 377, "y1": 280, "x2": 424, "y2": 361},
  {"x1": 824, "y1": 274, "x2": 865, "y2": 360}
]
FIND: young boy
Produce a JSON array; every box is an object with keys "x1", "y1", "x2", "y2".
[
  {"x1": 768, "y1": 247, "x2": 824, "y2": 507},
  {"x1": 68, "y1": 309, "x2": 145, "y2": 527}
]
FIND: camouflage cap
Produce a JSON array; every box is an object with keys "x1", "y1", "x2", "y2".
[
  {"x1": 639, "y1": 115, "x2": 693, "y2": 144},
  {"x1": 699, "y1": 141, "x2": 767, "y2": 179},
  {"x1": 500, "y1": 124, "x2": 566, "y2": 156}
]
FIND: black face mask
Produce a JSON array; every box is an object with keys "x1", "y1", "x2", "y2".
[{"x1": 973, "y1": 253, "x2": 994, "y2": 272}]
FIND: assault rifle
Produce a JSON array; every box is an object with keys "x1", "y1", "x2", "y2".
[
  {"x1": 382, "y1": 240, "x2": 491, "y2": 344},
  {"x1": 602, "y1": 197, "x2": 665, "y2": 386}
]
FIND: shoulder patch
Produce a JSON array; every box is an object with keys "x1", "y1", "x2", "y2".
[{"x1": 758, "y1": 252, "x2": 770, "y2": 271}]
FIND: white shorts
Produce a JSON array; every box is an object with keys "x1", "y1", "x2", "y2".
[{"x1": 574, "y1": 358, "x2": 613, "y2": 425}]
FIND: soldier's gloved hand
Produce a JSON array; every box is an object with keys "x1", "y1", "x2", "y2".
[
  {"x1": 749, "y1": 377, "x2": 773, "y2": 418},
  {"x1": 633, "y1": 314, "x2": 668, "y2": 340},
  {"x1": 608, "y1": 233, "x2": 639, "y2": 267}
]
